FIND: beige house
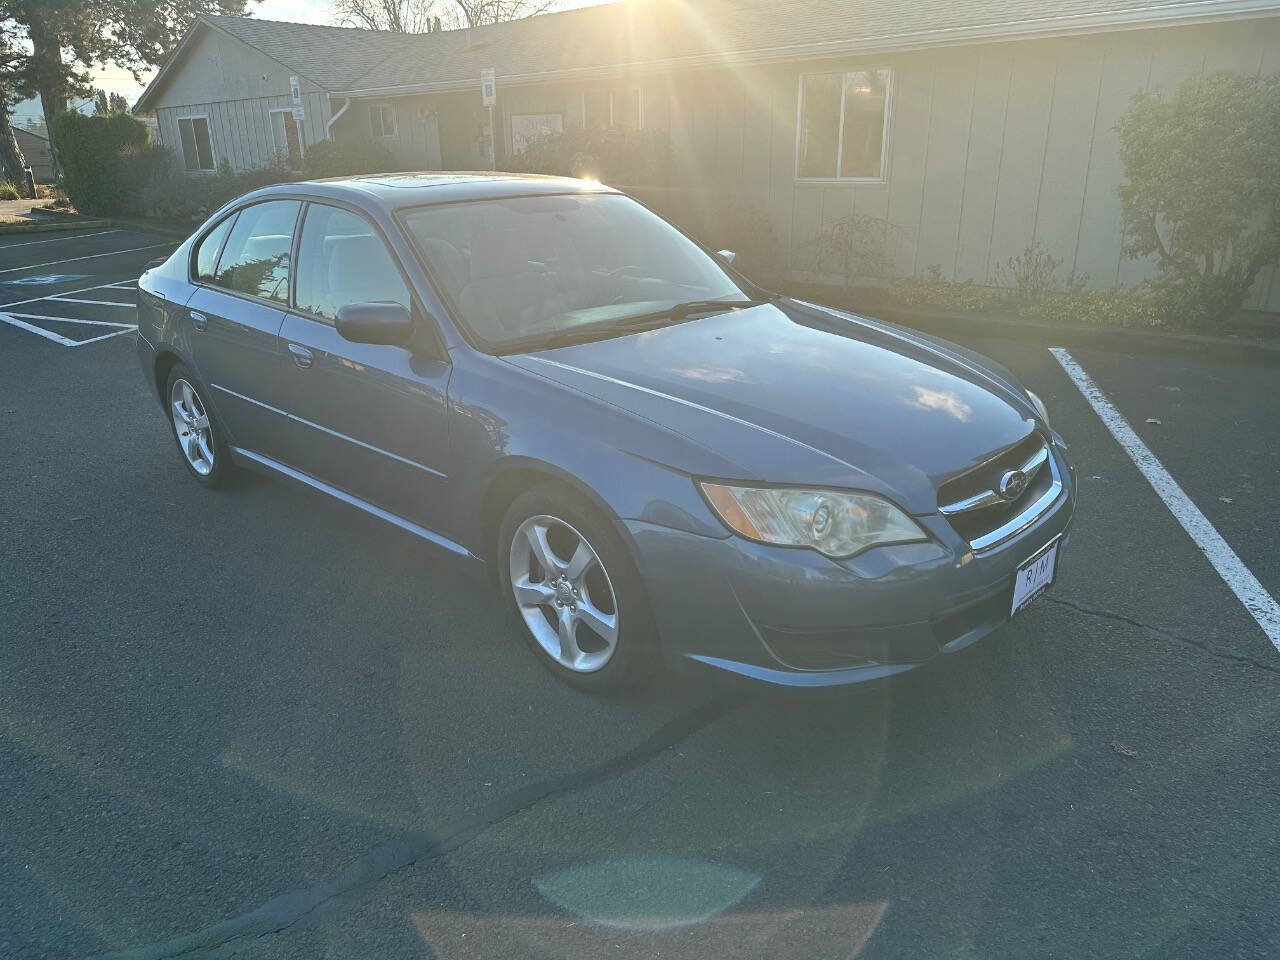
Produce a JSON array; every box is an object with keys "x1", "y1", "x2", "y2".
[
  {"x1": 136, "y1": 0, "x2": 1280, "y2": 313},
  {"x1": 14, "y1": 127, "x2": 55, "y2": 183}
]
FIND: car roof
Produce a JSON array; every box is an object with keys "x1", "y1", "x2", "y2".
[{"x1": 250, "y1": 172, "x2": 621, "y2": 209}]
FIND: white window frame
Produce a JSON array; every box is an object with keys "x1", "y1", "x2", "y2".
[
  {"x1": 793, "y1": 69, "x2": 892, "y2": 184},
  {"x1": 370, "y1": 103, "x2": 398, "y2": 139},
  {"x1": 580, "y1": 86, "x2": 644, "y2": 129},
  {"x1": 176, "y1": 114, "x2": 216, "y2": 173}
]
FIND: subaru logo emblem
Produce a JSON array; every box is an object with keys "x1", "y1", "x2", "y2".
[{"x1": 998, "y1": 469, "x2": 1028, "y2": 501}]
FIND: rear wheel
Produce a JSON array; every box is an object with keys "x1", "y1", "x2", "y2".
[
  {"x1": 165, "y1": 364, "x2": 230, "y2": 488},
  {"x1": 498, "y1": 485, "x2": 655, "y2": 691}
]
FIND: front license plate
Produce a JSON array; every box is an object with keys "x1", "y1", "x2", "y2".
[{"x1": 1011, "y1": 537, "x2": 1059, "y2": 616}]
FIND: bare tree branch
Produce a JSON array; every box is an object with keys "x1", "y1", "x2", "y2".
[{"x1": 333, "y1": 0, "x2": 446, "y2": 32}]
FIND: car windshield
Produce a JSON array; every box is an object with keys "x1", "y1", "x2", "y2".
[{"x1": 400, "y1": 193, "x2": 753, "y2": 349}]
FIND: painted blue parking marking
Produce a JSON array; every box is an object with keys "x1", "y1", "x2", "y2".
[{"x1": 0, "y1": 273, "x2": 91, "y2": 286}]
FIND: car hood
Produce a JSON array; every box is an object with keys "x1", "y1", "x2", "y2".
[{"x1": 504, "y1": 299, "x2": 1038, "y2": 513}]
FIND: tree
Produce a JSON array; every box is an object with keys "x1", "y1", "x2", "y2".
[
  {"x1": 0, "y1": 0, "x2": 250, "y2": 168},
  {"x1": 448, "y1": 0, "x2": 554, "y2": 27},
  {"x1": 334, "y1": 0, "x2": 444, "y2": 33},
  {"x1": 0, "y1": 21, "x2": 31, "y2": 190},
  {"x1": 1116, "y1": 70, "x2": 1280, "y2": 327},
  {"x1": 335, "y1": 0, "x2": 550, "y2": 31}
]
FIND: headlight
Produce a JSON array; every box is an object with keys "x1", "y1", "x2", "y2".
[
  {"x1": 1026, "y1": 390, "x2": 1050, "y2": 427},
  {"x1": 698, "y1": 482, "x2": 927, "y2": 558}
]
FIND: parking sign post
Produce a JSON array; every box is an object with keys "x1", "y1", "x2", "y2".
[{"x1": 481, "y1": 67, "x2": 496, "y2": 170}]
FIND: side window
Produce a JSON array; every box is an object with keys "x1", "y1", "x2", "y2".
[
  {"x1": 212, "y1": 200, "x2": 301, "y2": 304},
  {"x1": 193, "y1": 215, "x2": 234, "y2": 282},
  {"x1": 294, "y1": 204, "x2": 410, "y2": 321}
]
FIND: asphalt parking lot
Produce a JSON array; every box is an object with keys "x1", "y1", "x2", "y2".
[{"x1": 2, "y1": 227, "x2": 1279, "y2": 960}]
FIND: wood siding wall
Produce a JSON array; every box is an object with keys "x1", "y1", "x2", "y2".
[
  {"x1": 373, "y1": 17, "x2": 1279, "y2": 309},
  {"x1": 643, "y1": 18, "x2": 1280, "y2": 310},
  {"x1": 155, "y1": 90, "x2": 330, "y2": 173},
  {"x1": 148, "y1": 24, "x2": 332, "y2": 175}
]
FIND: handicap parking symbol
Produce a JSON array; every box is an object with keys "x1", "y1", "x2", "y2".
[{"x1": 0, "y1": 273, "x2": 90, "y2": 286}]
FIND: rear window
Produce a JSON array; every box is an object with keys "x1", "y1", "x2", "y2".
[
  {"x1": 212, "y1": 200, "x2": 301, "y2": 304},
  {"x1": 193, "y1": 215, "x2": 234, "y2": 282}
]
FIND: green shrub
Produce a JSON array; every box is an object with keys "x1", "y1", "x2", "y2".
[
  {"x1": 49, "y1": 111, "x2": 150, "y2": 216},
  {"x1": 892, "y1": 267, "x2": 1008, "y2": 313},
  {"x1": 1116, "y1": 70, "x2": 1280, "y2": 327},
  {"x1": 990, "y1": 241, "x2": 1064, "y2": 298},
  {"x1": 800, "y1": 212, "x2": 903, "y2": 288},
  {"x1": 0, "y1": 181, "x2": 19, "y2": 201},
  {"x1": 1021, "y1": 287, "x2": 1160, "y2": 328},
  {"x1": 118, "y1": 142, "x2": 175, "y2": 204},
  {"x1": 302, "y1": 138, "x2": 396, "y2": 179},
  {"x1": 505, "y1": 127, "x2": 676, "y2": 186},
  {"x1": 137, "y1": 156, "x2": 296, "y2": 227},
  {"x1": 890, "y1": 260, "x2": 1160, "y2": 329}
]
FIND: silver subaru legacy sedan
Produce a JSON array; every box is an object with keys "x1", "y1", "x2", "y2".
[{"x1": 136, "y1": 173, "x2": 1075, "y2": 692}]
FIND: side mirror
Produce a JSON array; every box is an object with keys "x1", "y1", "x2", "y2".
[
  {"x1": 335, "y1": 301, "x2": 413, "y2": 345},
  {"x1": 716, "y1": 249, "x2": 738, "y2": 266}
]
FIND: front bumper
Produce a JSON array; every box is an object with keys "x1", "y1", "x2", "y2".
[{"x1": 626, "y1": 445, "x2": 1076, "y2": 688}]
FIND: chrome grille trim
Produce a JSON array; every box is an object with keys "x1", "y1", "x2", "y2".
[
  {"x1": 967, "y1": 450, "x2": 1063, "y2": 553},
  {"x1": 939, "y1": 443, "x2": 1050, "y2": 516}
]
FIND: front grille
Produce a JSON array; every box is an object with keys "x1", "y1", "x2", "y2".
[
  {"x1": 936, "y1": 431, "x2": 1043, "y2": 508},
  {"x1": 937, "y1": 431, "x2": 1059, "y2": 551}
]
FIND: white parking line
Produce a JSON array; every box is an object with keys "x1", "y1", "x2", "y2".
[
  {"x1": 0, "y1": 277, "x2": 141, "y2": 348},
  {"x1": 45, "y1": 296, "x2": 135, "y2": 307},
  {"x1": 0, "y1": 312, "x2": 78, "y2": 345},
  {"x1": 4, "y1": 312, "x2": 135, "y2": 328},
  {"x1": 66, "y1": 327, "x2": 137, "y2": 347},
  {"x1": 0, "y1": 279, "x2": 136, "y2": 310},
  {"x1": 0, "y1": 242, "x2": 172, "y2": 275},
  {"x1": 0, "y1": 229, "x2": 121, "y2": 249},
  {"x1": 1051, "y1": 347, "x2": 1280, "y2": 654}
]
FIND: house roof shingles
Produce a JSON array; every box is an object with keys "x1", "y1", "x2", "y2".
[
  {"x1": 203, "y1": 14, "x2": 422, "y2": 91},
  {"x1": 342, "y1": 0, "x2": 1278, "y2": 94},
  {"x1": 142, "y1": 0, "x2": 1280, "y2": 110}
]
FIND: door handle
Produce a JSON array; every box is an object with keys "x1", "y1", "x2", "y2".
[
  {"x1": 288, "y1": 343, "x2": 313, "y2": 369},
  {"x1": 189, "y1": 310, "x2": 208, "y2": 332}
]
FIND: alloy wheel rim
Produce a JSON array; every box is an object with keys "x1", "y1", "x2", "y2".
[
  {"x1": 508, "y1": 515, "x2": 619, "y2": 673},
  {"x1": 170, "y1": 378, "x2": 215, "y2": 476}
]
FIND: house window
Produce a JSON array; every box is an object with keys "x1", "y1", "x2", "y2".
[
  {"x1": 510, "y1": 113, "x2": 564, "y2": 155},
  {"x1": 583, "y1": 87, "x2": 643, "y2": 130},
  {"x1": 796, "y1": 69, "x2": 891, "y2": 180},
  {"x1": 177, "y1": 116, "x2": 215, "y2": 172},
  {"x1": 371, "y1": 103, "x2": 398, "y2": 138}
]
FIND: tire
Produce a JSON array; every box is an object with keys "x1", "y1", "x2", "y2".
[
  {"x1": 164, "y1": 363, "x2": 232, "y2": 488},
  {"x1": 498, "y1": 484, "x2": 656, "y2": 692}
]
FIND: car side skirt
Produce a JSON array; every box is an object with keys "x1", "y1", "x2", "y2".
[{"x1": 229, "y1": 446, "x2": 486, "y2": 574}]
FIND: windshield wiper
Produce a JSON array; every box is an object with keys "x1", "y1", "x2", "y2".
[
  {"x1": 511, "y1": 298, "x2": 773, "y2": 353},
  {"x1": 629, "y1": 297, "x2": 772, "y2": 325}
]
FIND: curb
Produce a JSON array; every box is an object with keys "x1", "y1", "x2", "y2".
[
  {"x1": 103, "y1": 217, "x2": 190, "y2": 240},
  {"x1": 0, "y1": 218, "x2": 110, "y2": 236}
]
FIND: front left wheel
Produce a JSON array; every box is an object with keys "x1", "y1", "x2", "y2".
[
  {"x1": 498, "y1": 485, "x2": 656, "y2": 692},
  {"x1": 165, "y1": 364, "x2": 231, "y2": 488}
]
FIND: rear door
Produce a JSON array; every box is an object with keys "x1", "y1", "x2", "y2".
[
  {"x1": 185, "y1": 199, "x2": 301, "y2": 457},
  {"x1": 276, "y1": 202, "x2": 454, "y2": 533}
]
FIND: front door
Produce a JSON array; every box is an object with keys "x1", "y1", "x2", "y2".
[
  {"x1": 276, "y1": 202, "x2": 453, "y2": 534},
  {"x1": 186, "y1": 199, "x2": 300, "y2": 457}
]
